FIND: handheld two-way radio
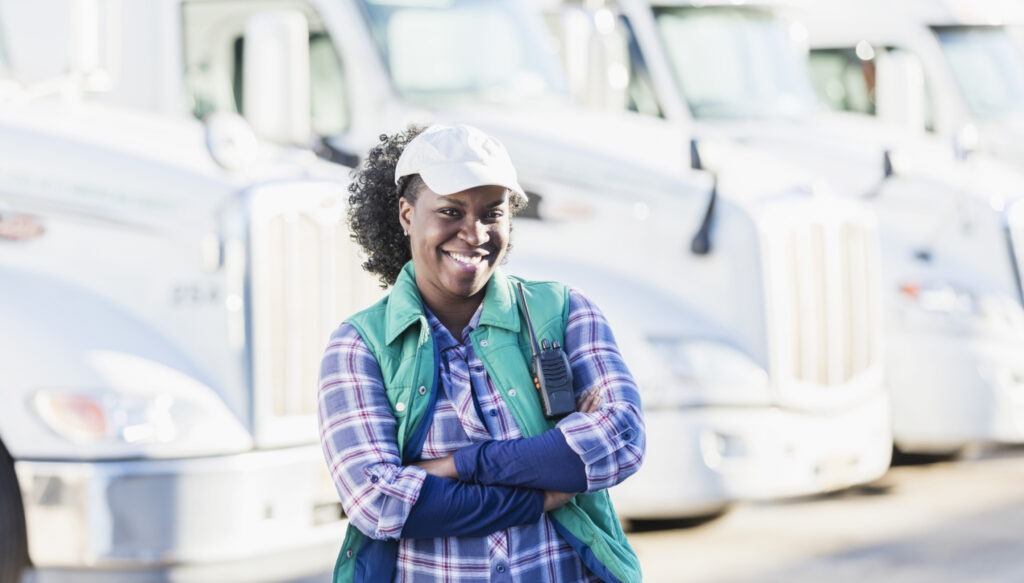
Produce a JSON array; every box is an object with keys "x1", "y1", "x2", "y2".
[{"x1": 515, "y1": 282, "x2": 576, "y2": 419}]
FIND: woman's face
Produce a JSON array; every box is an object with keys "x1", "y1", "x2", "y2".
[{"x1": 399, "y1": 183, "x2": 511, "y2": 307}]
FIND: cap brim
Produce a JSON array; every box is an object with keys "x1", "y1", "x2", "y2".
[{"x1": 419, "y1": 161, "x2": 526, "y2": 200}]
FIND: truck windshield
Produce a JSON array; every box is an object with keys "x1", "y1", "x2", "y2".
[
  {"x1": 934, "y1": 26, "x2": 1024, "y2": 120},
  {"x1": 358, "y1": 0, "x2": 570, "y2": 106},
  {"x1": 653, "y1": 6, "x2": 817, "y2": 120}
]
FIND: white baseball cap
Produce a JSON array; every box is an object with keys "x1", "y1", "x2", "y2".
[{"x1": 394, "y1": 124, "x2": 526, "y2": 199}]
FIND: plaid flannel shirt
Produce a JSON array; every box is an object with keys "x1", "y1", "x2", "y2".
[{"x1": 318, "y1": 288, "x2": 645, "y2": 582}]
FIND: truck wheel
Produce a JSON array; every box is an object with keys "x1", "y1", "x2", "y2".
[
  {"x1": 891, "y1": 445, "x2": 963, "y2": 466},
  {"x1": 623, "y1": 505, "x2": 731, "y2": 532},
  {"x1": 0, "y1": 442, "x2": 29, "y2": 583}
]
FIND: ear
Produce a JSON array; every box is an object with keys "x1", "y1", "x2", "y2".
[{"x1": 398, "y1": 196, "x2": 414, "y2": 233}]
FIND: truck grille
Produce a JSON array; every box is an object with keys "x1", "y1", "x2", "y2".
[
  {"x1": 761, "y1": 212, "x2": 880, "y2": 386},
  {"x1": 248, "y1": 184, "x2": 384, "y2": 445}
]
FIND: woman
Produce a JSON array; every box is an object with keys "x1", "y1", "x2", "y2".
[{"x1": 318, "y1": 124, "x2": 645, "y2": 582}]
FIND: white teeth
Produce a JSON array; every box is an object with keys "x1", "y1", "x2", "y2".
[{"x1": 448, "y1": 252, "x2": 484, "y2": 265}]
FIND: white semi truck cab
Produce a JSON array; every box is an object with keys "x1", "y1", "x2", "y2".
[
  {"x1": 802, "y1": 0, "x2": 1024, "y2": 167},
  {"x1": 0, "y1": 16, "x2": 390, "y2": 580},
  {"x1": 2, "y1": 0, "x2": 892, "y2": 530},
  {"x1": 551, "y1": 0, "x2": 1024, "y2": 454}
]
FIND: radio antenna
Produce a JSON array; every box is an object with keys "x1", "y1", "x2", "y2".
[{"x1": 516, "y1": 282, "x2": 542, "y2": 358}]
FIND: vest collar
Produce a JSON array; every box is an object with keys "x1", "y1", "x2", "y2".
[
  {"x1": 384, "y1": 261, "x2": 521, "y2": 344},
  {"x1": 478, "y1": 268, "x2": 520, "y2": 332}
]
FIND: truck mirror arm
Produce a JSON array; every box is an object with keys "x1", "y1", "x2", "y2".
[
  {"x1": 690, "y1": 138, "x2": 703, "y2": 171},
  {"x1": 314, "y1": 137, "x2": 360, "y2": 168},
  {"x1": 690, "y1": 176, "x2": 717, "y2": 256},
  {"x1": 865, "y1": 149, "x2": 895, "y2": 199},
  {"x1": 688, "y1": 138, "x2": 716, "y2": 255}
]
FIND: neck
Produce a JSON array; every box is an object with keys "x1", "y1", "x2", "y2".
[
  {"x1": 422, "y1": 296, "x2": 482, "y2": 337},
  {"x1": 409, "y1": 267, "x2": 490, "y2": 337}
]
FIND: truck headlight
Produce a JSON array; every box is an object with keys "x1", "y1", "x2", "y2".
[
  {"x1": 641, "y1": 339, "x2": 770, "y2": 409},
  {"x1": 31, "y1": 389, "x2": 251, "y2": 449},
  {"x1": 897, "y1": 280, "x2": 1024, "y2": 329},
  {"x1": 30, "y1": 351, "x2": 251, "y2": 455}
]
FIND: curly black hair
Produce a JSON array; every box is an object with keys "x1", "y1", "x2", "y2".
[{"x1": 347, "y1": 123, "x2": 528, "y2": 287}]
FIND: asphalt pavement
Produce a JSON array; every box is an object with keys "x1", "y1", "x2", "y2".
[{"x1": 628, "y1": 446, "x2": 1024, "y2": 582}]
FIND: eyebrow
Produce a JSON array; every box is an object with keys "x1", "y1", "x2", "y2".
[{"x1": 439, "y1": 196, "x2": 508, "y2": 208}]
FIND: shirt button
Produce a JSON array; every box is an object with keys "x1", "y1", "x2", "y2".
[
  {"x1": 370, "y1": 475, "x2": 379, "y2": 483},
  {"x1": 346, "y1": 549, "x2": 354, "y2": 558},
  {"x1": 496, "y1": 565, "x2": 506, "y2": 573},
  {"x1": 508, "y1": 389, "x2": 517, "y2": 397},
  {"x1": 418, "y1": 385, "x2": 427, "y2": 395},
  {"x1": 479, "y1": 340, "x2": 488, "y2": 347},
  {"x1": 395, "y1": 402, "x2": 406, "y2": 412},
  {"x1": 489, "y1": 410, "x2": 498, "y2": 417}
]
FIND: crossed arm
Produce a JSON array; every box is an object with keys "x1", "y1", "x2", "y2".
[
  {"x1": 317, "y1": 291, "x2": 645, "y2": 541},
  {"x1": 411, "y1": 387, "x2": 603, "y2": 500}
]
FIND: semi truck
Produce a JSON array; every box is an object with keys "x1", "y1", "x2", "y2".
[
  {"x1": 545, "y1": 0, "x2": 1024, "y2": 454},
  {"x1": 0, "y1": 78, "x2": 382, "y2": 583}
]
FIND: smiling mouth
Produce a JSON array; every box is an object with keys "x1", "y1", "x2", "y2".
[{"x1": 444, "y1": 250, "x2": 489, "y2": 268}]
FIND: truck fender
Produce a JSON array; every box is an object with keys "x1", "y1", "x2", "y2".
[{"x1": 0, "y1": 267, "x2": 216, "y2": 459}]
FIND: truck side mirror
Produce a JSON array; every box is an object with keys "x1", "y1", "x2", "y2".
[
  {"x1": 875, "y1": 49, "x2": 927, "y2": 133},
  {"x1": 243, "y1": 11, "x2": 311, "y2": 146}
]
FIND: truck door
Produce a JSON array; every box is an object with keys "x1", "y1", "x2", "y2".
[{"x1": 181, "y1": 0, "x2": 355, "y2": 165}]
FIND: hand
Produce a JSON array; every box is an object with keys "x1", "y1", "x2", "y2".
[
  {"x1": 543, "y1": 490, "x2": 576, "y2": 512},
  {"x1": 412, "y1": 455, "x2": 458, "y2": 479},
  {"x1": 576, "y1": 387, "x2": 603, "y2": 414}
]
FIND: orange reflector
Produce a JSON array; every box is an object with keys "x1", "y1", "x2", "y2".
[
  {"x1": 0, "y1": 214, "x2": 45, "y2": 241},
  {"x1": 899, "y1": 283, "x2": 920, "y2": 298}
]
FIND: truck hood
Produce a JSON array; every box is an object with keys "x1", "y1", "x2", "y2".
[
  {"x1": 696, "y1": 111, "x2": 989, "y2": 198},
  {"x1": 977, "y1": 113, "x2": 1024, "y2": 171},
  {"x1": 0, "y1": 101, "x2": 351, "y2": 231},
  {"x1": 433, "y1": 103, "x2": 811, "y2": 206},
  {"x1": 435, "y1": 103, "x2": 694, "y2": 187}
]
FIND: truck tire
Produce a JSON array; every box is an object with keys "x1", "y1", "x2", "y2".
[{"x1": 0, "y1": 441, "x2": 29, "y2": 583}]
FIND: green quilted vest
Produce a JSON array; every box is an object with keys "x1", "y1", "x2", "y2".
[{"x1": 332, "y1": 262, "x2": 641, "y2": 583}]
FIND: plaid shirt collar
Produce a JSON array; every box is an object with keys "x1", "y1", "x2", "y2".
[
  {"x1": 384, "y1": 260, "x2": 521, "y2": 345},
  {"x1": 423, "y1": 301, "x2": 484, "y2": 352}
]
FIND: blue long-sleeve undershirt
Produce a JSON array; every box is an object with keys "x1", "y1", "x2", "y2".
[
  {"x1": 402, "y1": 475, "x2": 544, "y2": 538},
  {"x1": 403, "y1": 430, "x2": 585, "y2": 538},
  {"x1": 453, "y1": 428, "x2": 588, "y2": 493}
]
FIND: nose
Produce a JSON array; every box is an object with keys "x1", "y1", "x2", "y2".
[{"x1": 459, "y1": 219, "x2": 489, "y2": 246}]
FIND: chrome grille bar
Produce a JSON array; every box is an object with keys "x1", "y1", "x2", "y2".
[
  {"x1": 764, "y1": 211, "x2": 877, "y2": 387},
  {"x1": 248, "y1": 184, "x2": 384, "y2": 446}
]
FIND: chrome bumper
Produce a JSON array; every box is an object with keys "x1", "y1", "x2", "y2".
[
  {"x1": 15, "y1": 444, "x2": 345, "y2": 578},
  {"x1": 613, "y1": 388, "x2": 892, "y2": 518}
]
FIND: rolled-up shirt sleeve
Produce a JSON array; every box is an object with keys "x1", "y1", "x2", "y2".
[
  {"x1": 556, "y1": 289, "x2": 646, "y2": 493},
  {"x1": 318, "y1": 323, "x2": 427, "y2": 540}
]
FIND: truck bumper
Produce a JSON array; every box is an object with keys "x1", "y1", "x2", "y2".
[
  {"x1": 611, "y1": 389, "x2": 892, "y2": 519},
  {"x1": 15, "y1": 444, "x2": 345, "y2": 581},
  {"x1": 888, "y1": 326, "x2": 1024, "y2": 453}
]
